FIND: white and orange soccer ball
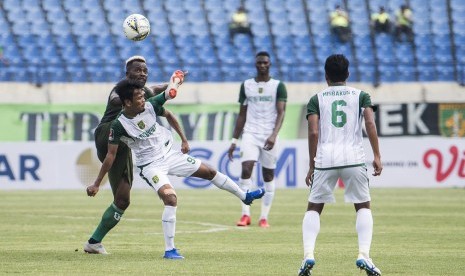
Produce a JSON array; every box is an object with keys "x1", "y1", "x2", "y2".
[{"x1": 123, "y1": 14, "x2": 150, "y2": 41}]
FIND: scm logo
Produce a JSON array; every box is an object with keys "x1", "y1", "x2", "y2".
[{"x1": 183, "y1": 147, "x2": 297, "y2": 188}]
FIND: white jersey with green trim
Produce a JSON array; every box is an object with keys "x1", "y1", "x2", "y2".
[
  {"x1": 117, "y1": 103, "x2": 172, "y2": 166},
  {"x1": 242, "y1": 78, "x2": 281, "y2": 135},
  {"x1": 315, "y1": 86, "x2": 367, "y2": 168}
]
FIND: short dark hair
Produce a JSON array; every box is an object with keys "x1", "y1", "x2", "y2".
[
  {"x1": 255, "y1": 51, "x2": 270, "y2": 59},
  {"x1": 325, "y1": 54, "x2": 349, "y2": 82},
  {"x1": 115, "y1": 79, "x2": 141, "y2": 103}
]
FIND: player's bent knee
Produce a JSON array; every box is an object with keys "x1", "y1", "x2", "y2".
[
  {"x1": 114, "y1": 198, "x2": 130, "y2": 210},
  {"x1": 160, "y1": 188, "x2": 177, "y2": 206}
]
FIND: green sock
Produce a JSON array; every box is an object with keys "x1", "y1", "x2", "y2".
[{"x1": 90, "y1": 203, "x2": 124, "y2": 242}]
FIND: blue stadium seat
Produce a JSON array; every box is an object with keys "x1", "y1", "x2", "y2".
[
  {"x1": 397, "y1": 65, "x2": 416, "y2": 82},
  {"x1": 358, "y1": 65, "x2": 377, "y2": 83},
  {"x1": 87, "y1": 65, "x2": 107, "y2": 82},
  {"x1": 66, "y1": 65, "x2": 87, "y2": 82},
  {"x1": 0, "y1": 0, "x2": 463, "y2": 83},
  {"x1": 435, "y1": 65, "x2": 455, "y2": 81},
  {"x1": 378, "y1": 65, "x2": 397, "y2": 82},
  {"x1": 45, "y1": 65, "x2": 68, "y2": 82},
  {"x1": 417, "y1": 65, "x2": 436, "y2": 81}
]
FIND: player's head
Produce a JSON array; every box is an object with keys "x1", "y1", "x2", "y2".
[
  {"x1": 255, "y1": 51, "x2": 271, "y2": 75},
  {"x1": 125, "y1": 55, "x2": 148, "y2": 87},
  {"x1": 115, "y1": 79, "x2": 145, "y2": 112},
  {"x1": 324, "y1": 54, "x2": 349, "y2": 83}
]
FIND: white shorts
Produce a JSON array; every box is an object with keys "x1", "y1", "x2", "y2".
[
  {"x1": 240, "y1": 132, "x2": 278, "y2": 169},
  {"x1": 137, "y1": 149, "x2": 201, "y2": 192},
  {"x1": 308, "y1": 165, "x2": 371, "y2": 204}
]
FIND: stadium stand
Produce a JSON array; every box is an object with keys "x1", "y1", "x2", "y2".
[{"x1": 0, "y1": 0, "x2": 463, "y2": 84}]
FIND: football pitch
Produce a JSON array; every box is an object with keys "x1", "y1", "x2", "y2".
[{"x1": 1, "y1": 188, "x2": 464, "y2": 275}]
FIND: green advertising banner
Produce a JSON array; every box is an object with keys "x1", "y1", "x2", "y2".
[
  {"x1": 438, "y1": 103, "x2": 465, "y2": 137},
  {"x1": 0, "y1": 104, "x2": 305, "y2": 141}
]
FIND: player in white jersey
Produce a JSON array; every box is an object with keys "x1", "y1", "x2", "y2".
[
  {"x1": 87, "y1": 80, "x2": 264, "y2": 260},
  {"x1": 298, "y1": 55, "x2": 382, "y2": 276},
  {"x1": 228, "y1": 51, "x2": 287, "y2": 228}
]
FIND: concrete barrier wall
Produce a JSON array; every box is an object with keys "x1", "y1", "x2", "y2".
[{"x1": 1, "y1": 82, "x2": 465, "y2": 104}]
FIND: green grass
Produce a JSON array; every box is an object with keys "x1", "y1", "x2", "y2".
[{"x1": 0, "y1": 188, "x2": 464, "y2": 275}]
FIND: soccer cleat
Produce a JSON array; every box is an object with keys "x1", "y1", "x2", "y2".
[
  {"x1": 163, "y1": 248, "x2": 184, "y2": 260},
  {"x1": 356, "y1": 257, "x2": 382, "y2": 276},
  {"x1": 242, "y1": 188, "x2": 265, "y2": 205},
  {"x1": 83, "y1": 241, "x2": 108, "y2": 254},
  {"x1": 258, "y1": 218, "x2": 270, "y2": 228},
  {"x1": 167, "y1": 70, "x2": 185, "y2": 99},
  {"x1": 236, "y1": 215, "x2": 251, "y2": 226},
  {"x1": 298, "y1": 259, "x2": 315, "y2": 276}
]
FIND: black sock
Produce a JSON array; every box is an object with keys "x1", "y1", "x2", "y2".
[{"x1": 88, "y1": 238, "x2": 100, "y2": 244}]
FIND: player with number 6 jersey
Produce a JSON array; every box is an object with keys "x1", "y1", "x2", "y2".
[{"x1": 298, "y1": 54, "x2": 382, "y2": 276}]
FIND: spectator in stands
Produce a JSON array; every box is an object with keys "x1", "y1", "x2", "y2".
[
  {"x1": 329, "y1": 5, "x2": 351, "y2": 43},
  {"x1": 394, "y1": 5, "x2": 414, "y2": 42},
  {"x1": 371, "y1": 6, "x2": 391, "y2": 34},
  {"x1": 229, "y1": 5, "x2": 253, "y2": 41}
]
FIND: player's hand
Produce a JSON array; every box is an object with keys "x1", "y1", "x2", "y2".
[
  {"x1": 180, "y1": 140, "x2": 190, "y2": 154},
  {"x1": 305, "y1": 168, "x2": 314, "y2": 187},
  {"x1": 228, "y1": 143, "x2": 236, "y2": 161},
  {"x1": 86, "y1": 184, "x2": 99, "y2": 197},
  {"x1": 263, "y1": 136, "x2": 276, "y2": 151},
  {"x1": 372, "y1": 157, "x2": 382, "y2": 176}
]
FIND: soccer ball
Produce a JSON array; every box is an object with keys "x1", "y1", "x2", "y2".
[{"x1": 123, "y1": 14, "x2": 150, "y2": 41}]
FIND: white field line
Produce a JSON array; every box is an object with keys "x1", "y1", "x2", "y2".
[{"x1": 45, "y1": 215, "x2": 241, "y2": 234}]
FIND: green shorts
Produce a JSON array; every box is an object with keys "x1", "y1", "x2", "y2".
[{"x1": 94, "y1": 122, "x2": 133, "y2": 195}]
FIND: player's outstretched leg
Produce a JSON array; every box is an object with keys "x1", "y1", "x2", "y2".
[
  {"x1": 298, "y1": 259, "x2": 315, "y2": 276},
  {"x1": 242, "y1": 188, "x2": 265, "y2": 205},
  {"x1": 208, "y1": 171, "x2": 264, "y2": 205},
  {"x1": 356, "y1": 257, "x2": 381, "y2": 276}
]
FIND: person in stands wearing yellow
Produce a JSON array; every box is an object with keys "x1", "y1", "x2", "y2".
[
  {"x1": 371, "y1": 6, "x2": 391, "y2": 34},
  {"x1": 329, "y1": 4, "x2": 351, "y2": 43}
]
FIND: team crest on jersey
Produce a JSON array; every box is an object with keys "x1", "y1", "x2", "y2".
[
  {"x1": 152, "y1": 175, "x2": 159, "y2": 183},
  {"x1": 137, "y1": 120, "x2": 145, "y2": 129},
  {"x1": 258, "y1": 87, "x2": 263, "y2": 94}
]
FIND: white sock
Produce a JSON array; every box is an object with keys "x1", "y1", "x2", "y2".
[
  {"x1": 302, "y1": 210, "x2": 320, "y2": 260},
  {"x1": 211, "y1": 172, "x2": 246, "y2": 200},
  {"x1": 260, "y1": 180, "x2": 275, "y2": 220},
  {"x1": 162, "y1": 206, "x2": 177, "y2": 251},
  {"x1": 356, "y1": 208, "x2": 373, "y2": 259},
  {"x1": 239, "y1": 178, "x2": 252, "y2": 216}
]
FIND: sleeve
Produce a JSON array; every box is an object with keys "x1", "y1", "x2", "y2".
[
  {"x1": 359, "y1": 91, "x2": 378, "y2": 112},
  {"x1": 276, "y1": 81, "x2": 287, "y2": 102},
  {"x1": 306, "y1": 94, "x2": 319, "y2": 119},
  {"x1": 147, "y1": 93, "x2": 167, "y2": 116},
  {"x1": 108, "y1": 119, "x2": 127, "y2": 145},
  {"x1": 238, "y1": 82, "x2": 247, "y2": 105}
]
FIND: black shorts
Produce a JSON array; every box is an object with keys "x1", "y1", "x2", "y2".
[{"x1": 94, "y1": 122, "x2": 133, "y2": 194}]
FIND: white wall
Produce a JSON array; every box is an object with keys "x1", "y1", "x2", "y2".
[{"x1": 1, "y1": 82, "x2": 465, "y2": 104}]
